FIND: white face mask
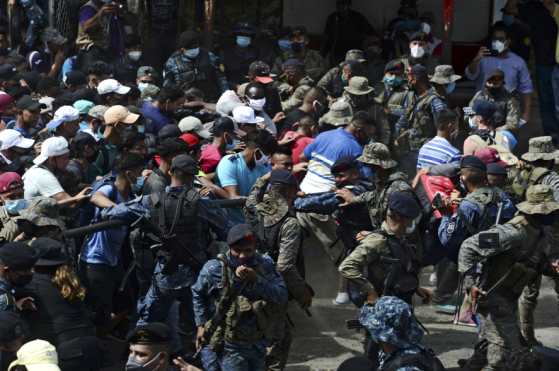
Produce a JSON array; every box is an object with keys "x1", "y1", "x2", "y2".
[
  {"x1": 137, "y1": 82, "x2": 149, "y2": 92},
  {"x1": 469, "y1": 115, "x2": 479, "y2": 129},
  {"x1": 491, "y1": 40, "x2": 506, "y2": 54},
  {"x1": 254, "y1": 150, "x2": 269, "y2": 166},
  {"x1": 248, "y1": 98, "x2": 266, "y2": 111},
  {"x1": 128, "y1": 51, "x2": 142, "y2": 62},
  {"x1": 410, "y1": 45, "x2": 425, "y2": 59}
]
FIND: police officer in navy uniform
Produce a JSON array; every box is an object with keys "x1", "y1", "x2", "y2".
[
  {"x1": 0, "y1": 242, "x2": 38, "y2": 313},
  {"x1": 221, "y1": 22, "x2": 261, "y2": 89}
]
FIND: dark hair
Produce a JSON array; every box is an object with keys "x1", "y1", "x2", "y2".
[
  {"x1": 491, "y1": 23, "x2": 511, "y2": 39},
  {"x1": 244, "y1": 129, "x2": 277, "y2": 154},
  {"x1": 352, "y1": 111, "x2": 375, "y2": 126},
  {"x1": 118, "y1": 128, "x2": 145, "y2": 152},
  {"x1": 462, "y1": 167, "x2": 486, "y2": 187},
  {"x1": 157, "y1": 86, "x2": 185, "y2": 103},
  {"x1": 115, "y1": 152, "x2": 145, "y2": 172},
  {"x1": 273, "y1": 145, "x2": 293, "y2": 157},
  {"x1": 435, "y1": 109, "x2": 457, "y2": 130},
  {"x1": 245, "y1": 82, "x2": 266, "y2": 99},
  {"x1": 185, "y1": 87, "x2": 204, "y2": 101},
  {"x1": 87, "y1": 61, "x2": 112, "y2": 76},
  {"x1": 157, "y1": 138, "x2": 188, "y2": 158}
]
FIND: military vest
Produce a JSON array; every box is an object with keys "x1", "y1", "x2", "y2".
[
  {"x1": 460, "y1": 187, "x2": 502, "y2": 236},
  {"x1": 370, "y1": 173, "x2": 412, "y2": 229},
  {"x1": 172, "y1": 49, "x2": 220, "y2": 100},
  {"x1": 511, "y1": 166, "x2": 551, "y2": 198},
  {"x1": 75, "y1": 1, "x2": 110, "y2": 51},
  {"x1": 406, "y1": 90, "x2": 442, "y2": 150}
]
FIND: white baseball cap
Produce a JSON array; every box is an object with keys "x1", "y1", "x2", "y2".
[
  {"x1": 232, "y1": 106, "x2": 264, "y2": 125},
  {"x1": 33, "y1": 136, "x2": 69, "y2": 165},
  {"x1": 47, "y1": 106, "x2": 81, "y2": 131},
  {"x1": 8, "y1": 339, "x2": 60, "y2": 371},
  {"x1": 0, "y1": 129, "x2": 34, "y2": 151},
  {"x1": 178, "y1": 116, "x2": 211, "y2": 139},
  {"x1": 97, "y1": 79, "x2": 131, "y2": 95}
]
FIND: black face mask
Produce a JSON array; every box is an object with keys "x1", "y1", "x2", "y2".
[
  {"x1": 10, "y1": 273, "x2": 32, "y2": 287},
  {"x1": 487, "y1": 86, "x2": 502, "y2": 96},
  {"x1": 291, "y1": 42, "x2": 305, "y2": 53}
]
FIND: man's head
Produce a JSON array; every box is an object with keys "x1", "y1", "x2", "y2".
[
  {"x1": 0, "y1": 242, "x2": 38, "y2": 287},
  {"x1": 487, "y1": 163, "x2": 508, "y2": 188},
  {"x1": 521, "y1": 136, "x2": 559, "y2": 168},
  {"x1": 0, "y1": 312, "x2": 25, "y2": 353},
  {"x1": 41, "y1": 27, "x2": 67, "y2": 53},
  {"x1": 247, "y1": 61, "x2": 274, "y2": 85},
  {"x1": 245, "y1": 82, "x2": 267, "y2": 112},
  {"x1": 409, "y1": 32, "x2": 428, "y2": 60},
  {"x1": 103, "y1": 105, "x2": 140, "y2": 144},
  {"x1": 72, "y1": 132, "x2": 98, "y2": 163},
  {"x1": 347, "y1": 111, "x2": 376, "y2": 145},
  {"x1": 491, "y1": 24, "x2": 511, "y2": 56},
  {"x1": 233, "y1": 22, "x2": 256, "y2": 48},
  {"x1": 0, "y1": 129, "x2": 34, "y2": 160},
  {"x1": 33, "y1": 136, "x2": 70, "y2": 171},
  {"x1": 169, "y1": 154, "x2": 198, "y2": 186},
  {"x1": 157, "y1": 138, "x2": 188, "y2": 169},
  {"x1": 87, "y1": 61, "x2": 112, "y2": 89},
  {"x1": 485, "y1": 69, "x2": 505, "y2": 95},
  {"x1": 243, "y1": 129, "x2": 277, "y2": 167},
  {"x1": 294, "y1": 115, "x2": 317, "y2": 137},
  {"x1": 227, "y1": 224, "x2": 257, "y2": 266},
  {"x1": 386, "y1": 192, "x2": 421, "y2": 236},
  {"x1": 136, "y1": 66, "x2": 157, "y2": 86},
  {"x1": 344, "y1": 76, "x2": 373, "y2": 107},
  {"x1": 290, "y1": 26, "x2": 309, "y2": 54},
  {"x1": 357, "y1": 142, "x2": 398, "y2": 179},
  {"x1": 127, "y1": 323, "x2": 171, "y2": 371},
  {"x1": 16, "y1": 95, "x2": 41, "y2": 128},
  {"x1": 210, "y1": 116, "x2": 236, "y2": 149},
  {"x1": 178, "y1": 116, "x2": 210, "y2": 140},
  {"x1": 269, "y1": 168, "x2": 298, "y2": 205},
  {"x1": 472, "y1": 99, "x2": 497, "y2": 129},
  {"x1": 331, "y1": 157, "x2": 360, "y2": 188},
  {"x1": 178, "y1": 30, "x2": 200, "y2": 58},
  {"x1": 407, "y1": 64, "x2": 429, "y2": 92},
  {"x1": 383, "y1": 60, "x2": 406, "y2": 88},
  {"x1": 460, "y1": 156, "x2": 487, "y2": 192},
  {"x1": 435, "y1": 109, "x2": 457, "y2": 135},
  {"x1": 233, "y1": 106, "x2": 264, "y2": 134},
  {"x1": 47, "y1": 106, "x2": 80, "y2": 140},
  {"x1": 156, "y1": 86, "x2": 186, "y2": 115},
  {"x1": 0, "y1": 172, "x2": 23, "y2": 203},
  {"x1": 271, "y1": 146, "x2": 294, "y2": 171},
  {"x1": 115, "y1": 152, "x2": 146, "y2": 190},
  {"x1": 97, "y1": 79, "x2": 130, "y2": 106},
  {"x1": 282, "y1": 59, "x2": 306, "y2": 86}
]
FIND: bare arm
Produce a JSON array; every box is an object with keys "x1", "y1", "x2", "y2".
[
  {"x1": 223, "y1": 185, "x2": 240, "y2": 199},
  {"x1": 90, "y1": 190, "x2": 117, "y2": 208},
  {"x1": 521, "y1": 93, "x2": 532, "y2": 123}
]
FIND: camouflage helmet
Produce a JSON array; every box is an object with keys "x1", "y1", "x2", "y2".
[
  {"x1": 15, "y1": 197, "x2": 65, "y2": 230},
  {"x1": 516, "y1": 184, "x2": 559, "y2": 215},
  {"x1": 344, "y1": 49, "x2": 367, "y2": 63},
  {"x1": 521, "y1": 136, "x2": 559, "y2": 162},
  {"x1": 359, "y1": 296, "x2": 423, "y2": 349},
  {"x1": 344, "y1": 76, "x2": 374, "y2": 96},
  {"x1": 318, "y1": 101, "x2": 353, "y2": 127},
  {"x1": 429, "y1": 65, "x2": 461, "y2": 85},
  {"x1": 357, "y1": 142, "x2": 398, "y2": 169}
]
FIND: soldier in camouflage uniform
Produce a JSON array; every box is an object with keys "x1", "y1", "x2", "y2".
[
  {"x1": 336, "y1": 142, "x2": 413, "y2": 232},
  {"x1": 277, "y1": 59, "x2": 315, "y2": 113},
  {"x1": 244, "y1": 169, "x2": 312, "y2": 371},
  {"x1": 458, "y1": 185, "x2": 559, "y2": 371},
  {"x1": 163, "y1": 31, "x2": 228, "y2": 102},
  {"x1": 468, "y1": 69, "x2": 521, "y2": 132},
  {"x1": 394, "y1": 64, "x2": 447, "y2": 178},
  {"x1": 510, "y1": 136, "x2": 559, "y2": 346},
  {"x1": 0, "y1": 242, "x2": 38, "y2": 313},
  {"x1": 317, "y1": 49, "x2": 367, "y2": 99}
]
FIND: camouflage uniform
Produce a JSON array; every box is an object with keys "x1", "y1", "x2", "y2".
[
  {"x1": 0, "y1": 206, "x2": 21, "y2": 243},
  {"x1": 469, "y1": 88, "x2": 521, "y2": 132},
  {"x1": 458, "y1": 185, "x2": 559, "y2": 371},
  {"x1": 317, "y1": 49, "x2": 367, "y2": 98},
  {"x1": 371, "y1": 83, "x2": 410, "y2": 152},
  {"x1": 272, "y1": 49, "x2": 327, "y2": 84},
  {"x1": 277, "y1": 76, "x2": 315, "y2": 112}
]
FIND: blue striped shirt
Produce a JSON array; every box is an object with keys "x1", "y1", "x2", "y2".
[{"x1": 417, "y1": 136, "x2": 462, "y2": 169}]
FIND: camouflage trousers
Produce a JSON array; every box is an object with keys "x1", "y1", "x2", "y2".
[{"x1": 265, "y1": 315, "x2": 292, "y2": 371}]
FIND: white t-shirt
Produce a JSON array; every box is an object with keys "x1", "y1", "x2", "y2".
[{"x1": 23, "y1": 165, "x2": 65, "y2": 200}]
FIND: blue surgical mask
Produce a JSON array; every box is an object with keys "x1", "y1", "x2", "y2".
[
  {"x1": 226, "y1": 139, "x2": 238, "y2": 152},
  {"x1": 502, "y1": 14, "x2": 514, "y2": 26},
  {"x1": 132, "y1": 176, "x2": 145, "y2": 195},
  {"x1": 184, "y1": 47, "x2": 200, "y2": 59},
  {"x1": 4, "y1": 199, "x2": 28, "y2": 216},
  {"x1": 278, "y1": 39, "x2": 292, "y2": 52},
  {"x1": 236, "y1": 36, "x2": 251, "y2": 48},
  {"x1": 383, "y1": 75, "x2": 405, "y2": 88},
  {"x1": 79, "y1": 121, "x2": 88, "y2": 131},
  {"x1": 137, "y1": 125, "x2": 145, "y2": 134},
  {"x1": 138, "y1": 82, "x2": 149, "y2": 92},
  {"x1": 445, "y1": 82, "x2": 456, "y2": 94}
]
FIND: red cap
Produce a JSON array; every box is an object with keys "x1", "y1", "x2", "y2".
[
  {"x1": 0, "y1": 93, "x2": 14, "y2": 113},
  {"x1": 0, "y1": 172, "x2": 22, "y2": 193},
  {"x1": 254, "y1": 76, "x2": 273, "y2": 84},
  {"x1": 474, "y1": 147, "x2": 507, "y2": 167},
  {"x1": 180, "y1": 133, "x2": 200, "y2": 148}
]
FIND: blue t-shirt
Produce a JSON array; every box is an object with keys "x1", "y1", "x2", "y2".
[
  {"x1": 81, "y1": 184, "x2": 129, "y2": 267},
  {"x1": 141, "y1": 101, "x2": 172, "y2": 135}
]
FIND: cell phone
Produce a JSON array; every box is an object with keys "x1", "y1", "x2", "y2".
[
  {"x1": 432, "y1": 193, "x2": 444, "y2": 210},
  {"x1": 479, "y1": 232, "x2": 499, "y2": 250}
]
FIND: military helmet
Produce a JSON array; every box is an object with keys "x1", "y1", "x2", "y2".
[
  {"x1": 357, "y1": 142, "x2": 398, "y2": 169},
  {"x1": 521, "y1": 136, "x2": 559, "y2": 162},
  {"x1": 516, "y1": 184, "x2": 559, "y2": 215},
  {"x1": 318, "y1": 101, "x2": 353, "y2": 127}
]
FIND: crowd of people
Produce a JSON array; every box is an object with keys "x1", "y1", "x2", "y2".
[{"x1": 0, "y1": 0, "x2": 558, "y2": 370}]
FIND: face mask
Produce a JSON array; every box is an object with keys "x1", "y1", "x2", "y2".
[
  {"x1": 4, "y1": 199, "x2": 28, "y2": 216},
  {"x1": 491, "y1": 40, "x2": 506, "y2": 54},
  {"x1": 249, "y1": 98, "x2": 266, "y2": 111},
  {"x1": 468, "y1": 116, "x2": 478, "y2": 129},
  {"x1": 79, "y1": 121, "x2": 89, "y2": 131},
  {"x1": 502, "y1": 14, "x2": 514, "y2": 26},
  {"x1": 128, "y1": 51, "x2": 142, "y2": 62},
  {"x1": 254, "y1": 151, "x2": 269, "y2": 166},
  {"x1": 131, "y1": 176, "x2": 144, "y2": 195},
  {"x1": 291, "y1": 42, "x2": 305, "y2": 53},
  {"x1": 11, "y1": 274, "x2": 32, "y2": 288},
  {"x1": 383, "y1": 75, "x2": 405, "y2": 88},
  {"x1": 138, "y1": 82, "x2": 149, "y2": 92},
  {"x1": 125, "y1": 353, "x2": 162, "y2": 371},
  {"x1": 445, "y1": 82, "x2": 456, "y2": 94},
  {"x1": 236, "y1": 36, "x2": 251, "y2": 48},
  {"x1": 421, "y1": 22, "x2": 431, "y2": 35},
  {"x1": 184, "y1": 47, "x2": 200, "y2": 59},
  {"x1": 278, "y1": 39, "x2": 292, "y2": 52},
  {"x1": 410, "y1": 45, "x2": 425, "y2": 59},
  {"x1": 229, "y1": 254, "x2": 256, "y2": 268},
  {"x1": 137, "y1": 125, "x2": 145, "y2": 134}
]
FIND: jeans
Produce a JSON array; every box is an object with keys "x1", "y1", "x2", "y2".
[
  {"x1": 221, "y1": 343, "x2": 266, "y2": 371},
  {"x1": 79, "y1": 262, "x2": 121, "y2": 328},
  {"x1": 536, "y1": 65, "x2": 559, "y2": 137}
]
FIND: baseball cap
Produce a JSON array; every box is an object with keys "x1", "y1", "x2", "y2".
[
  {"x1": 127, "y1": 323, "x2": 171, "y2": 345},
  {"x1": 472, "y1": 99, "x2": 497, "y2": 121},
  {"x1": 0, "y1": 312, "x2": 25, "y2": 343},
  {"x1": 460, "y1": 155, "x2": 487, "y2": 172},
  {"x1": 88, "y1": 105, "x2": 109, "y2": 120},
  {"x1": 211, "y1": 116, "x2": 235, "y2": 135},
  {"x1": 97, "y1": 79, "x2": 131, "y2": 95},
  {"x1": 33, "y1": 136, "x2": 69, "y2": 165},
  {"x1": 233, "y1": 106, "x2": 264, "y2": 125},
  {"x1": 103, "y1": 105, "x2": 139, "y2": 125},
  {"x1": 387, "y1": 192, "x2": 421, "y2": 219},
  {"x1": 47, "y1": 106, "x2": 80, "y2": 131},
  {"x1": 409, "y1": 64, "x2": 428, "y2": 78},
  {"x1": 0, "y1": 172, "x2": 22, "y2": 193},
  {"x1": 178, "y1": 116, "x2": 211, "y2": 139},
  {"x1": 0, "y1": 93, "x2": 13, "y2": 113},
  {"x1": 0, "y1": 64, "x2": 17, "y2": 80},
  {"x1": 487, "y1": 162, "x2": 507, "y2": 176},
  {"x1": 227, "y1": 224, "x2": 255, "y2": 246},
  {"x1": 16, "y1": 95, "x2": 41, "y2": 111},
  {"x1": 170, "y1": 154, "x2": 198, "y2": 174},
  {"x1": 8, "y1": 339, "x2": 60, "y2": 371},
  {"x1": 0, "y1": 242, "x2": 39, "y2": 270},
  {"x1": 282, "y1": 58, "x2": 305, "y2": 71},
  {"x1": 474, "y1": 147, "x2": 507, "y2": 167},
  {"x1": 248, "y1": 61, "x2": 273, "y2": 84},
  {"x1": 157, "y1": 124, "x2": 181, "y2": 140},
  {"x1": 137, "y1": 66, "x2": 157, "y2": 79},
  {"x1": 0, "y1": 129, "x2": 34, "y2": 151},
  {"x1": 73, "y1": 100, "x2": 95, "y2": 115},
  {"x1": 179, "y1": 133, "x2": 200, "y2": 149}
]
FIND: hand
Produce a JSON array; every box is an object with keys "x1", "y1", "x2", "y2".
[
  {"x1": 232, "y1": 141, "x2": 246, "y2": 152},
  {"x1": 195, "y1": 326, "x2": 205, "y2": 351},
  {"x1": 184, "y1": 100, "x2": 205, "y2": 108},
  {"x1": 516, "y1": 160, "x2": 526, "y2": 170},
  {"x1": 469, "y1": 286, "x2": 485, "y2": 310},
  {"x1": 292, "y1": 162, "x2": 308, "y2": 173},
  {"x1": 277, "y1": 133, "x2": 300, "y2": 146},
  {"x1": 173, "y1": 357, "x2": 202, "y2": 371},
  {"x1": 411, "y1": 168, "x2": 429, "y2": 188},
  {"x1": 416, "y1": 287, "x2": 433, "y2": 304},
  {"x1": 301, "y1": 285, "x2": 314, "y2": 308},
  {"x1": 335, "y1": 188, "x2": 355, "y2": 206},
  {"x1": 235, "y1": 266, "x2": 257, "y2": 283},
  {"x1": 356, "y1": 230, "x2": 372, "y2": 242},
  {"x1": 366, "y1": 292, "x2": 378, "y2": 305},
  {"x1": 100, "y1": 4, "x2": 118, "y2": 14},
  {"x1": 199, "y1": 186, "x2": 212, "y2": 197},
  {"x1": 551, "y1": 259, "x2": 559, "y2": 274},
  {"x1": 76, "y1": 187, "x2": 93, "y2": 200},
  {"x1": 475, "y1": 46, "x2": 491, "y2": 61},
  {"x1": 272, "y1": 112, "x2": 286, "y2": 123},
  {"x1": 141, "y1": 169, "x2": 152, "y2": 178},
  {"x1": 16, "y1": 297, "x2": 36, "y2": 311}
]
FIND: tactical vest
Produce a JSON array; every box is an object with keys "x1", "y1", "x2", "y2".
[
  {"x1": 172, "y1": 49, "x2": 220, "y2": 99},
  {"x1": 511, "y1": 166, "x2": 551, "y2": 198},
  {"x1": 370, "y1": 173, "x2": 412, "y2": 229},
  {"x1": 460, "y1": 188, "x2": 502, "y2": 236},
  {"x1": 406, "y1": 91, "x2": 441, "y2": 150},
  {"x1": 329, "y1": 70, "x2": 345, "y2": 98},
  {"x1": 381, "y1": 348, "x2": 445, "y2": 371},
  {"x1": 75, "y1": 1, "x2": 110, "y2": 51},
  {"x1": 222, "y1": 46, "x2": 258, "y2": 86}
]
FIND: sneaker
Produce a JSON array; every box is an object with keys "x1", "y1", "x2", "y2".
[
  {"x1": 429, "y1": 272, "x2": 437, "y2": 286},
  {"x1": 435, "y1": 304, "x2": 457, "y2": 314},
  {"x1": 332, "y1": 292, "x2": 350, "y2": 305}
]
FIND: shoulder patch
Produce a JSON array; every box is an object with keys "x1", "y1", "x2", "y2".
[{"x1": 0, "y1": 293, "x2": 11, "y2": 311}]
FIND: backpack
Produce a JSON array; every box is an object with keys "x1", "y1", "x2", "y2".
[{"x1": 381, "y1": 348, "x2": 446, "y2": 371}]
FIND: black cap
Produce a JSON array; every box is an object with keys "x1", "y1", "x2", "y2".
[
  {"x1": 232, "y1": 22, "x2": 256, "y2": 36},
  {"x1": 487, "y1": 162, "x2": 507, "y2": 176},
  {"x1": 227, "y1": 224, "x2": 255, "y2": 246},
  {"x1": 269, "y1": 169, "x2": 298, "y2": 187},
  {"x1": 0, "y1": 64, "x2": 17, "y2": 80},
  {"x1": 20, "y1": 71, "x2": 40, "y2": 91},
  {"x1": 157, "y1": 124, "x2": 181, "y2": 140},
  {"x1": 170, "y1": 154, "x2": 198, "y2": 174},
  {"x1": 472, "y1": 99, "x2": 497, "y2": 121},
  {"x1": 16, "y1": 95, "x2": 41, "y2": 111},
  {"x1": 65, "y1": 70, "x2": 87, "y2": 86},
  {"x1": 127, "y1": 323, "x2": 171, "y2": 345},
  {"x1": 387, "y1": 192, "x2": 421, "y2": 219},
  {"x1": 157, "y1": 138, "x2": 188, "y2": 158},
  {"x1": 179, "y1": 30, "x2": 200, "y2": 49},
  {"x1": 460, "y1": 155, "x2": 487, "y2": 172},
  {"x1": 0, "y1": 312, "x2": 25, "y2": 343},
  {"x1": 409, "y1": 31, "x2": 428, "y2": 42},
  {"x1": 409, "y1": 64, "x2": 428, "y2": 78},
  {"x1": 291, "y1": 26, "x2": 308, "y2": 36},
  {"x1": 211, "y1": 116, "x2": 235, "y2": 135},
  {"x1": 248, "y1": 61, "x2": 271, "y2": 77},
  {"x1": 0, "y1": 242, "x2": 38, "y2": 270},
  {"x1": 331, "y1": 157, "x2": 359, "y2": 175},
  {"x1": 384, "y1": 60, "x2": 405, "y2": 74},
  {"x1": 30, "y1": 238, "x2": 69, "y2": 267}
]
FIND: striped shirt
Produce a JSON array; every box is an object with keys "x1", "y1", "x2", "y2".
[{"x1": 417, "y1": 136, "x2": 462, "y2": 169}]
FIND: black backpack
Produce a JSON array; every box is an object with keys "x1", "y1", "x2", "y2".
[{"x1": 381, "y1": 348, "x2": 445, "y2": 371}]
